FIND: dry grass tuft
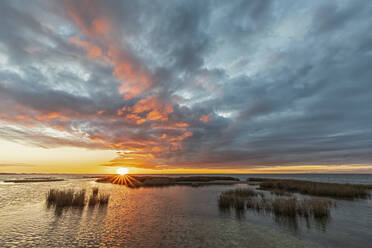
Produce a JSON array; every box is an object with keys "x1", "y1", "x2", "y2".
[
  {"x1": 218, "y1": 188, "x2": 334, "y2": 218},
  {"x1": 98, "y1": 194, "x2": 110, "y2": 205},
  {"x1": 92, "y1": 187, "x2": 99, "y2": 196},
  {"x1": 72, "y1": 189, "x2": 86, "y2": 207},
  {"x1": 46, "y1": 187, "x2": 109, "y2": 208}
]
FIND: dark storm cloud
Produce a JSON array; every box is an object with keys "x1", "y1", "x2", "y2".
[{"x1": 0, "y1": 0, "x2": 372, "y2": 169}]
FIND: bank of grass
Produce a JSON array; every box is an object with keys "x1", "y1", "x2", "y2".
[
  {"x1": 5, "y1": 178, "x2": 64, "y2": 183},
  {"x1": 46, "y1": 187, "x2": 109, "y2": 207},
  {"x1": 248, "y1": 178, "x2": 371, "y2": 200},
  {"x1": 218, "y1": 188, "x2": 258, "y2": 210},
  {"x1": 218, "y1": 188, "x2": 333, "y2": 218},
  {"x1": 97, "y1": 175, "x2": 240, "y2": 188},
  {"x1": 271, "y1": 198, "x2": 332, "y2": 218}
]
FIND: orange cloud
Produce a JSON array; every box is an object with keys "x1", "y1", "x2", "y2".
[
  {"x1": 107, "y1": 45, "x2": 152, "y2": 100},
  {"x1": 176, "y1": 122, "x2": 189, "y2": 127},
  {"x1": 200, "y1": 115, "x2": 211, "y2": 123},
  {"x1": 15, "y1": 115, "x2": 33, "y2": 121},
  {"x1": 70, "y1": 37, "x2": 102, "y2": 58},
  {"x1": 65, "y1": 0, "x2": 111, "y2": 37},
  {"x1": 132, "y1": 95, "x2": 173, "y2": 122},
  {"x1": 35, "y1": 112, "x2": 71, "y2": 121},
  {"x1": 65, "y1": 0, "x2": 152, "y2": 99},
  {"x1": 168, "y1": 131, "x2": 193, "y2": 150},
  {"x1": 58, "y1": 0, "x2": 195, "y2": 168}
]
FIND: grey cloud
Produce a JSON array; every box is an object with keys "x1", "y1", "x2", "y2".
[
  {"x1": 0, "y1": 0, "x2": 372, "y2": 170},
  {"x1": 313, "y1": 1, "x2": 364, "y2": 34}
]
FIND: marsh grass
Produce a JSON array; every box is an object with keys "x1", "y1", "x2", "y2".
[
  {"x1": 218, "y1": 188, "x2": 258, "y2": 210},
  {"x1": 46, "y1": 188, "x2": 110, "y2": 208},
  {"x1": 5, "y1": 178, "x2": 64, "y2": 183},
  {"x1": 272, "y1": 198, "x2": 332, "y2": 218},
  {"x1": 97, "y1": 175, "x2": 240, "y2": 188},
  {"x1": 270, "y1": 189, "x2": 292, "y2": 196},
  {"x1": 72, "y1": 189, "x2": 86, "y2": 207},
  {"x1": 98, "y1": 194, "x2": 110, "y2": 205},
  {"x1": 218, "y1": 188, "x2": 333, "y2": 218},
  {"x1": 88, "y1": 196, "x2": 99, "y2": 206},
  {"x1": 92, "y1": 187, "x2": 99, "y2": 196},
  {"x1": 88, "y1": 189, "x2": 110, "y2": 207},
  {"x1": 249, "y1": 178, "x2": 371, "y2": 199},
  {"x1": 47, "y1": 189, "x2": 75, "y2": 207}
]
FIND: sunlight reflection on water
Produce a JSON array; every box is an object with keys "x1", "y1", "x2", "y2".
[{"x1": 0, "y1": 175, "x2": 371, "y2": 248}]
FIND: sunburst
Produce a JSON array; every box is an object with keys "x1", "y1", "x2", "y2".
[{"x1": 111, "y1": 174, "x2": 142, "y2": 187}]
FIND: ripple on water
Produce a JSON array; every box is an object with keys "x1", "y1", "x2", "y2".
[{"x1": 0, "y1": 177, "x2": 371, "y2": 247}]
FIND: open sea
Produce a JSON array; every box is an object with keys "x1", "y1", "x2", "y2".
[{"x1": 0, "y1": 174, "x2": 371, "y2": 248}]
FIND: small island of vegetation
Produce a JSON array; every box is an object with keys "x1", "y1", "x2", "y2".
[
  {"x1": 4, "y1": 177, "x2": 64, "y2": 183},
  {"x1": 96, "y1": 175, "x2": 241, "y2": 188},
  {"x1": 248, "y1": 178, "x2": 372, "y2": 200}
]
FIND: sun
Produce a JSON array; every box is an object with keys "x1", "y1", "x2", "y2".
[{"x1": 116, "y1": 167, "x2": 129, "y2": 175}]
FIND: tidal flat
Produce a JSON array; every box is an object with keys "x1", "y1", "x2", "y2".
[{"x1": 0, "y1": 174, "x2": 372, "y2": 248}]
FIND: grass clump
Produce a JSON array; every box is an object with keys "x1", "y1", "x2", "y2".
[
  {"x1": 88, "y1": 187, "x2": 110, "y2": 207},
  {"x1": 72, "y1": 189, "x2": 86, "y2": 207},
  {"x1": 218, "y1": 194, "x2": 234, "y2": 209},
  {"x1": 218, "y1": 188, "x2": 258, "y2": 210},
  {"x1": 46, "y1": 189, "x2": 76, "y2": 207},
  {"x1": 98, "y1": 194, "x2": 110, "y2": 205},
  {"x1": 272, "y1": 198, "x2": 332, "y2": 218},
  {"x1": 249, "y1": 178, "x2": 371, "y2": 199},
  {"x1": 46, "y1": 187, "x2": 110, "y2": 208},
  {"x1": 88, "y1": 196, "x2": 99, "y2": 206},
  {"x1": 218, "y1": 188, "x2": 334, "y2": 218},
  {"x1": 92, "y1": 187, "x2": 99, "y2": 196},
  {"x1": 272, "y1": 198, "x2": 297, "y2": 217}
]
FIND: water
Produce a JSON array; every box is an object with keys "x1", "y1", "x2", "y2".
[{"x1": 0, "y1": 174, "x2": 371, "y2": 248}]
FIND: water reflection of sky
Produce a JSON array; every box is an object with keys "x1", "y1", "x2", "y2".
[{"x1": 0, "y1": 175, "x2": 371, "y2": 247}]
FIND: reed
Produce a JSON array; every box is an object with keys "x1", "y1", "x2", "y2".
[
  {"x1": 222, "y1": 188, "x2": 258, "y2": 197},
  {"x1": 272, "y1": 198, "x2": 297, "y2": 217},
  {"x1": 270, "y1": 189, "x2": 292, "y2": 196},
  {"x1": 88, "y1": 196, "x2": 99, "y2": 206},
  {"x1": 218, "y1": 188, "x2": 333, "y2": 218},
  {"x1": 88, "y1": 192, "x2": 110, "y2": 207},
  {"x1": 46, "y1": 188, "x2": 110, "y2": 208},
  {"x1": 72, "y1": 189, "x2": 86, "y2": 207},
  {"x1": 92, "y1": 187, "x2": 99, "y2": 196},
  {"x1": 98, "y1": 194, "x2": 110, "y2": 205},
  {"x1": 272, "y1": 198, "x2": 332, "y2": 218},
  {"x1": 249, "y1": 178, "x2": 370, "y2": 199},
  {"x1": 218, "y1": 194, "x2": 234, "y2": 209},
  {"x1": 46, "y1": 189, "x2": 75, "y2": 207},
  {"x1": 218, "y1": 188, "x2": 258, "y2": 210}
]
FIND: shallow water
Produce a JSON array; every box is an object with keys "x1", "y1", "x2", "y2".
[{"x1": 0, "y1": 174, "x2": 371, "y2": 248}]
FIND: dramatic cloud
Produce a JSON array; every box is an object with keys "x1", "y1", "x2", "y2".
[{"x1": 1, "y1": 0, "x2": 372, "y2": 170}]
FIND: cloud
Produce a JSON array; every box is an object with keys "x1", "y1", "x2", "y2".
[{"x1": 0, "y1": 0, "x2": 372, "y2": 170}]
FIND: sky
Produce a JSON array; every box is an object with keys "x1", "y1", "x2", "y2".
[{"x1": 1, "y1": 0, "x2": 372, "y2": 174}]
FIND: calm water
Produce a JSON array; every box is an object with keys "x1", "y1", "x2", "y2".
[{"x1": 0, "y1": 174, "x2": 371, "y2": 248}]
